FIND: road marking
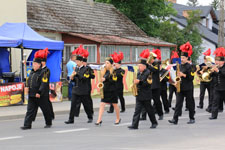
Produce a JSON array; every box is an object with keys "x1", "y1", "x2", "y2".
[
  {"x1": 0, "y1": 136, "x2": 23, "y2": 141},
  {"x1": 113, "y1": 122, "x2": 131, "y2": 127},
  {"x1": 54, "y1": 128, "x2": 89, "y2": 133}
]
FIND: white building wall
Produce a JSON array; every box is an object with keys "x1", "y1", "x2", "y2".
[{"x1": 198, "y1": 38, "x2": 216, "y2": 64}]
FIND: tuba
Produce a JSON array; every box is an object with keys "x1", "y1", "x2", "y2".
[
  {"x1": 198, "y1": 57, "x2": 215, "y2": 82},
  {"x1": 147, "y1": 52, "x2": 157, "y2": 64}
]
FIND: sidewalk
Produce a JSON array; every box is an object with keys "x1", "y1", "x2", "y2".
[{"x1": 0, "y1": 87, "x2": 206, "y2": 120}]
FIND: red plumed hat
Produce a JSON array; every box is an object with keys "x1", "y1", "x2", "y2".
[
  {"x1": 180, "y1": 42, "x2": 192, "y2": 57},
  {"x1": 203, "y1": 48, "x2": 211, "y2": 56},
  {"x1": 171, "y1": 51, "x2": 179, "y2": 59},
  {"x1": 140, "y1": 49, "x2": 150, "y2": 59},
  {"x1": 213, "y1": 47, "x2": 225, "y2": 61},
  {"x1": 118, "y1": 51, "x2": 124, "y2": 62},
  {"x1": 34, "y1": 48, "x2": 49, "y2": 60},
  {"x1": 152, "y1": 49, "x2": 161, "y2": 60},
  {"x1": 81, "y1": 49, "x2": 89, "y2": 58},
  {"x1": 110, "y1": 52, "x2": 120, "y2": 63},
  {"x1": 72, "y1": 44, "x2": 83, "y2": 55}
]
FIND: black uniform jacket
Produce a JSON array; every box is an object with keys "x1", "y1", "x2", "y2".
[
  {"x1": 72, "y1": 65, "x2": 90, "y2": 95},
  {"x1": 85, "y1": 65, "x2": 95, "y2": 93},
  {"x1": 27, "y1": 68, "x2": 42, "y2": 97},
  {"x1": 136, "y1": 69, "x2": 152, "y2": 101},
  {"x1": 179, "y1": 62, "x2": 194, "y2": 91},
  {"x1": 160, "y1": 68, "x2": 169, "y2": 91},
  {"x1": 38, "y1": 66, "x2": 50, "y2": 96},
  {"x1": 103, "y1": 70, "x2": 117, "y2": 92},
  {"x1": 148, "y1": 62, "x2": 160, "y2": 89},
  {"x1": 211, "y1": 64, "x2": 225, "y2": 91},
  {"x1": 114, "y1": 68, "x2": 125, "y2": 90}
]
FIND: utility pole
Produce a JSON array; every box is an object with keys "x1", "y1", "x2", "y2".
[{"x1": 218, "y1": 0, "x2": 225, "y2": 47}]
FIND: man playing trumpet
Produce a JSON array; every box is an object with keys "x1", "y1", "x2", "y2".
[{"x1": 209, "y1": 47, "x2": 225, "y2": 120}]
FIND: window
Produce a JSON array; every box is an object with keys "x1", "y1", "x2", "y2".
[
  {"x1": 83, "y1": 45, "x2": 97, "y2": 63},
  {"x1": 131, "y1": 46, "x2": 154, "y2": 62},
  {"x1": 64, "y1": 44, "x2": 97, "y2": 63}
]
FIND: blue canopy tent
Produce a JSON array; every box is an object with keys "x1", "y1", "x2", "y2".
[{"x1": 0, "y1": 22, "x2": 64, "y2": 82}]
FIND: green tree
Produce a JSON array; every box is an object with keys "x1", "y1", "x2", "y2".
[
  {"x1": 211, "y1": 0, "x2": 220, "y2": 10},
  {"x1": 187, "y1": 0, "x2": 199, "y2": 7},
  {"x1": 95, "y1": 0, "x2": 176, "y2": 37},
  {"x1": 181, "y1": 10, "x2": 203, "y2": 63}
]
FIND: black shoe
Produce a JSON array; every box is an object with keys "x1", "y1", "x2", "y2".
[
  {"x1": 197, "y1": 106, "x2": 203, "y2": 109},
  {"x1": 114, "y1": 118, "x2": 121, "y2": 125},
  {"x1": 158, "y1": 115, "x2": 163, "y2": 120},
  {"x1": 107, "y1": 111, "x2": 113, "y2": 113},
  {"x1": 205, "y1": 108, "x2": 211, "y2": 113},
  {"x1": 187, "y1": 119, "x2": 195, "y2": 124},
  {"x1": 44, "y1": 125, "x2": 52, "y2": 128},
  {"x1": 172, "y1": 107, "x2": 175, "y2": 110},
  {"x1": 87, "y1": 118, "x2": 93, "y2": 123},
  {"x1": 120, "y1": 110, "x2": 125, "y2": 113},
  {"x1": 20, "y1": 126, "x2": 31, "y2": 130},
  {"x1": 150, "y1": 123, "x2": 158, "y2": 129},
  {"x1": 139, "y1": 117, "x2": 146, "y2": 121},
  {"x1": 64, "y1": 120, "x2": 74, "y2": 124},
  {"x1": 128, "y1": 125, "x2": 138, "y2": 130},
  {"x1": 185, "y1": 108, "x2": 189, "y2": 111},
  {"x1": 209, "y1": 116, "x2": 217, "y2": 120},
  {"x1": 168, "y1": 119, "x2": 178, "y2": 125},
  {"x1": 95, "y1": 121, "x2": 102, "y2": 126}
]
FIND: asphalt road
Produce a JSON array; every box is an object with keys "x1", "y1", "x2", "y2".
[{"x1": 1, "y1": 101, "x2": 225, "y2": 150}]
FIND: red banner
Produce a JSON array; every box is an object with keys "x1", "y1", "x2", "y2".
[{"x1": 0, "y1": 82, "x2": 24, "y2": 106}]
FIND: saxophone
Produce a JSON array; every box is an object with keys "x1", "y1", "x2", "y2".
[
  {"x1": 97, "y1": 67, "x2": 106, "y2": 99},
  {"x1": 130, "y1": 71, "x2": 138, "y2": 96},
  {"x1": 175, "y1": 62, "x2": 181, "y2": 93}
]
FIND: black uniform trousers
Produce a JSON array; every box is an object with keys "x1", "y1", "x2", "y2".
[
  {"x1": 199, "y1": 82, "x2": 211, "y2": 108},
  {"x1": 219, "y1": 97, "x2": 225, "y2": 111},
  {"x1": 108, "y1": 90, "x2": 125, "y2": 112},
  {"x1": 160, "y1": 89, "x2": 169, "y2": 112},
  {"x1": 32, "y1": 96, "x2": 54, "y2": 121},
  {"x1": 141, "y1": 88, "x2": 163, "y2": 118},
  {"x1": 69, "y1": 94, "x2": 93, "y2": 121},
  {"x1": 131, "y1": 99, "x2": 157, "y2": 128},
  {"x1": 24, "y1": 97, "x2": 52, "y2": 127},
  {"x1": 211, "y1": 89, "x2": 225, "y2": 118},
  {"x1": 173, "y1": 90, "x2": 195, "y2": 122},
  {"x1": 168, "y1": 84, "x2": 177, "y2": 107}
]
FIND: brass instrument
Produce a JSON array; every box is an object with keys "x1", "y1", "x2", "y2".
[
  {"x1": 161, "y1": 59, "x2": 170, "y2": 69},
  {"x1": 160, "y1": 71, "x2": 169, "y2": 82},
  {"x1": 147, "y1": 52, "x2": 157, "y2": 64},
  {"x1": 198, "y1": 58, "x2": 215, "y2": 82},
  {"x1": 147, "y1": 73, "x2": 153, "y2": 84},
  {"x1": 97, "y1": 67, "x2": 106, "y2": 99},
  {"x1": 175, "y1": 62, "x2": 181, "y2": 93},
  {"x1": 130, "y1": 71, "x2": 138, "y2": 96}
]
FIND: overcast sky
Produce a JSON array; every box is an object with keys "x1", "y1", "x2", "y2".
[{"x1": 177, "y1": 0, "x2": 213, "y2": 6}]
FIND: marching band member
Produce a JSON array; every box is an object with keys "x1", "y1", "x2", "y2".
[
  {"x1": 168, "y1": 51, "x2": 179, "y2": 108},
  {"x1": 128, "y1": 49, "x2": 158, "y2": 129},
  {"x1": 81, "y1": 48, "x2": 95, "y2": 117},
  {"x1": 21, "y1": 50, "x2": 52, "y2": 130},
  {"x1": 209, "y1": 47, "x2": 225, "y2": 120},
  {"x1": 140, "y1": 49, "x2": 164, "y2": 120},
  {"x1": 169, "y1": 42, "x2": 195, "y2": 125},
  {"x1": 197, "y1": 49, "x2": 212, "y2": 111},
  {"x1": 107, "y1": 52, "x2": 126, "y2": 113},
  {"x1": 95, "y1": 54, "x2": 121, "y2": 126},
  {"x1": 159, "y1": 61, "x2": 170, "y2": 114},
  {"x1": 65, "y1": 45, "x2": 93, "y2": 124}
]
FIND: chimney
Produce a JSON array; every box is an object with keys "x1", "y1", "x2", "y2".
[
  {"x1": 167, "y1": 0, "x2": 177, "y2": 3},
  {"x1": 183, "y1": 10, "x2": 192, "y2": 18},
  {"x1": 87, "y1": 0, "x2": 94, "y2": 6}
]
